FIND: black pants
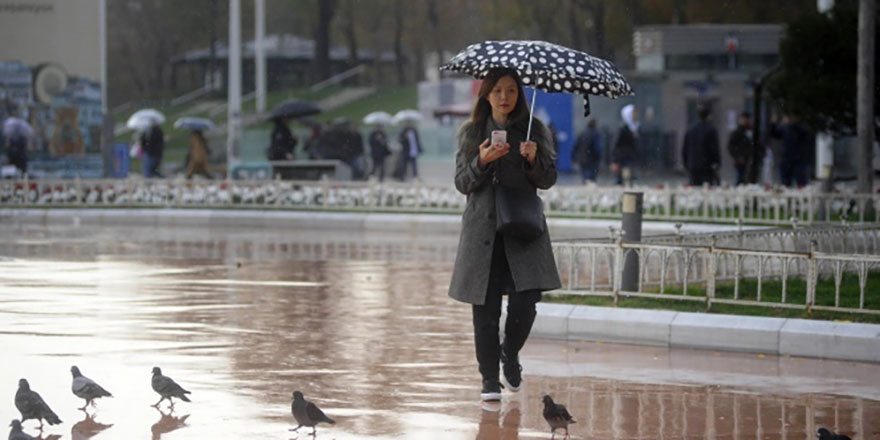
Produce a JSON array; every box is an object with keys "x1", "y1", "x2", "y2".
[
  {"x1": 689, "y1": 169, "x2": 716, "y2": 186},
  {"x1": 472, "y1": 234, "x2": 541, "y2": 381}
]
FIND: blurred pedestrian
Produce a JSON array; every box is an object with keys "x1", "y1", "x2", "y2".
[
  {"x1": 611, "y1": 104, "x2": 639, "y2": 185},
  {"x1": 5, "y1": 132, "x2": 28, "y2": 176},
  {"x1": 771, "y1": 114, "x2": 812, "y2": 187},
  {"x1": 267, "y1": 117, "x2": 297, "y2": 161},
  {"x1": 141, "y1": 124, "x2": 165, "y2": 178},
  {"x1": 682, "y1": 105, "x2": 720, "y2": 186},
  {"x1": 448, "y1": 68, "x2": 561, "y2": 402},
  {"x1": 304, "y1": 124, "x2": 323, "y2": 160},
  {"x1": 184, "y1": 130, "x2": 212, "y2": 179},
  {"x1": 572, "y1": 118, "x2": 602, "y2": 183},
  {"x1": 340, "y1": 119, "x2": 365, "y2": 180},
  {"x1": 394, "y1": 121, "x2": 423, "y2": 181},
  {"x1": 368, "y1": 123, "x2": 391, "y2": 181},
  {"x1": 727, "y1": 112, "x2": 754, "y2": 186}
]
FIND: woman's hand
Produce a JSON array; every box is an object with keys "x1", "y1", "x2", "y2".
[
  {"x1": 478, "y1": 138, "x2": 510, "y2": 169},
  {"x1": 520, "y1": 141, "x2": 537, "y2": 165}
]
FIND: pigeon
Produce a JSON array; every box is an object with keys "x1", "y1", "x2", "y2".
[
  {"x1": 70, "y1": 366, "x2": 113, "y2": 410},
  {"x1": 817, "y1": 427, "x2": 852, "y2": 440},
  {"x1": 14, "y1": 379, "x2": 62, "y2": 428},
  {"x1": 150, "y1": 367, "x2": 191, "y2": 407},
  {"x1": 8, "y1": 420, "x2": 35, "y2": 440},
  {"x1": 290, "y1": 391, "x2": 335, "y2": 435},
  {"x1": 542, "y1": 394, "x2": 575, "y2": 440}
]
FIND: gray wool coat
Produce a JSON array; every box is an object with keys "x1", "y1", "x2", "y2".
[{"x1": 447, "y1": 118, "x2": 562, "y2": 305}]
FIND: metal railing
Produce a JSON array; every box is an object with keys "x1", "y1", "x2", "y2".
[
  {"x1": 645, "y1": 222, "x2": 880, "y2": 255},
  {"x1": 2, "y1": 177, "x2": 880, "y2": 226},
  {"x1": 552, "y1": 238, "x2": 880, "y2": 315}
]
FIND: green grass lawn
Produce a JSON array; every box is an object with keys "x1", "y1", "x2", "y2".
[{"x1": 547, "y1": 271, "x2": 880, "y2": 323}]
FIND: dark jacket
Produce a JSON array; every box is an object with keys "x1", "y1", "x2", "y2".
[
  {"x1": 368, "y1": 129, "x2": 390, "y2": 160},
  {"x1": 573, "y1": 126, "x2": 601, "y2": 166},
  {"x1": 682, "y1": 120, "x2": 720, "y2": 172},
  {"x1": 267, "y1": 121, "x2": 297, "y2": 160},
  {"x1": 398, "y1": 127, "x2": 423, "y2": 158},
  {"x1": 140, "y1": 126, "x2": 165, "y2": 157},
  {"x1": 448, "y1": 118, "x2": 561, "y2": 305},
  {"x1": 771, "y1": 122, "x2": 812, "y2": 164},
  {"x1": 727, "y1": 126, "x2": 754, "y2": 165},
  {"x1": 612, "y1": 125, "x2": 637, "y2": 165}
]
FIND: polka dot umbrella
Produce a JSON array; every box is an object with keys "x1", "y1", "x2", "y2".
[{"x1": 441, "y1": 40, "x2": 634, "y2": 138}]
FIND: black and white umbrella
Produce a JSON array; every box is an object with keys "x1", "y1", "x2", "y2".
[{"x1": 441, "y1": 40, "x2": 633, "y2": 137}]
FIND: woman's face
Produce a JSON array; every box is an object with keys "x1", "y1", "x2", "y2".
[{"x1": 487, "y1": 75, "x2": 518, "y2": 117}]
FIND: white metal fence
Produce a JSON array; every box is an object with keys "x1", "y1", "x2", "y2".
[
  {"x1": 2, "y1": 177, "x2": 880, "y2": 225},
  {"x1": 552, "y1": 239, "x2": 880, "y2": 315}
]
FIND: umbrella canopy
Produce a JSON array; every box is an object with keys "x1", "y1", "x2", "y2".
[
  {"x1": 2, "y1": 117, "x2": 35, "y2": 139},
  {"x1": 173, "y1": 117, "x2": 215, "y2": 132},
  {"x1": 440, "y1": 40, "x2": 633, "y2": 118},
  {"x1": 363, "y1": 111, "x2": 394, "y2": 126},
  {"x1": 126, "y1": 108, "x2": 165, "y2": 130},
  {"x1": 269, "y1": 99, "x2": 321, "y2": 120},
  {"x1": 392, "y1": 109, "x2": 423, "y2": 125}
]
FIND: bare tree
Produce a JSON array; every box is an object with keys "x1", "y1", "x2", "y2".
[
  {"x1": 393, "y1": 0, "x2": 406, "y2": 85},
  {"x1": 314, "y1": 0, "x2": 337, "y2": 82}
]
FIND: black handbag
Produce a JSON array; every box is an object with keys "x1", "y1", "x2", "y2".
[{"x1": 494, "y1": 181, "x2": 546, "y2": 241}]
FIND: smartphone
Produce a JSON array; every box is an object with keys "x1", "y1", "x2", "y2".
[{"x1": 491, "y1": 130, "x2": 507, "y2": 146}]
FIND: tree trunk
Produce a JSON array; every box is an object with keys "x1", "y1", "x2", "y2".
[
  {"x1": 393, "y1": 1, "x2": 406, "y2": 86},
  {"x1": 568, "y1": 0, "x2": 583, "y2": 50},
  {"x1": 343, "y1": 0, "x2": 358, "y2": 67},
  {"x1": 857, "y1": 0, "x2": 875, "y2": 193},
  {"x1": 413, "y1": 41, "x2": 425, "y2": 83},
  {"x1": 593, "y1": 0, "x2": 606, "y2": 58},
  {"x1": 209, "y1": 0, "x2": 218, "y2": 90},
  {"x1": 314, "y1": 0, "x2": 337, "y2": 82},
  {"x1": 428, "y1": 0, "x2": 445, "y2": 77},
  {"x1": 673, "y1": 0, "x2": 688, "y2": 24}
]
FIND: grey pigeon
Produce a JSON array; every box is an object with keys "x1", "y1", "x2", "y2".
[
  {"x1": 542, "y1": 394, "x2": 575, "y2": 440},
  {"x1": 290, "y1": 391, "x2": 335, "y2": 435},
  {"x1": 70, "y1": 366, "x2": 112, "y2": 410},
  {"x1": 8, "y1": 420, "x2": 35, "y2": 440},
  {"x1": 818, "y1": 427, "x2": 852, "y2": 440},
  {"x1": 14, "y1": 379, "x2": 62, "y2": 428},
  {"x1": 150, "y1": 367, "x2": 191, "y2": 407}
]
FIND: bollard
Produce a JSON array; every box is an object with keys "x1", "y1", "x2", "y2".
[{"x1": 620, "y1": 191, "x2": 643, "y2": 292}]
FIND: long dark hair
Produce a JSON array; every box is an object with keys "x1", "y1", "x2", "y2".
[{"x1": 470, "y1": 68, "x2": 530, "y2": 131}]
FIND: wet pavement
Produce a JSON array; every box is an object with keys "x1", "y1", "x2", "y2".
[{"x1": 1, "y1": 221, "x2": 879, "y2": 440}]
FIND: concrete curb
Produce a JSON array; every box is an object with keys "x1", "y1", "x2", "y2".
[
  {"x1": 531, "y1": 303, "x2": 880, "y2": 364},
  {"x1": 0, "y1": 207, "x2": 751, "y2": 237}
]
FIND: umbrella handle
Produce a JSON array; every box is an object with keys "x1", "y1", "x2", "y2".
[{"x1": 526, "y1": 87, "x2": 537, "y2": 141}]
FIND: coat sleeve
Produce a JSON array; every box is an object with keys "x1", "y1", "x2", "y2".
[
  {"x1": 523, "y1": 122, "x2": 558, "y2": 190},
  {"x1": 454, "y1": 123, "x2": 491, "y2": 195}
]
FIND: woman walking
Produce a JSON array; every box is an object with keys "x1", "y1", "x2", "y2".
[{"x1": 448, "y1": 68, "x2": 561, "y2": 401}]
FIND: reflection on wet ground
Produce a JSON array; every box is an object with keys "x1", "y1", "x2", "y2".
[{"x1": 1, "y1": 222, "x2": 879, "y2": 439}]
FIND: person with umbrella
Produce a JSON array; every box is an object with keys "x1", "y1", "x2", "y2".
[
  {"x1": 267, "y1": 117, "x2": 298, "y2": 161},
  {"x1": 441, "y1": 39, "x2": 632, "y2": 402},
  {"x1": 175, "y1": 117, "x2": 215, "y2": 179},
  {"x1": 140, "y1": 124, "x2": 166, "y2": 178},
  {"x1": 447, "y1": 68, "x2": 561, "y2": 401},
  {"x1": 611, "y1": 104, "x2": 639, "y2": 185},
  {"x1": 368, "y1": 122, "x2": 391, "y2": 181},
  {"x1": 364, "y1": 112, "x2": 393, "y2": 181}
]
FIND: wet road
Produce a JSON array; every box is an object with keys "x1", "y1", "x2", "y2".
[{"x1": 1, "y1": 221, "x2": 879, "y2": 439}]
